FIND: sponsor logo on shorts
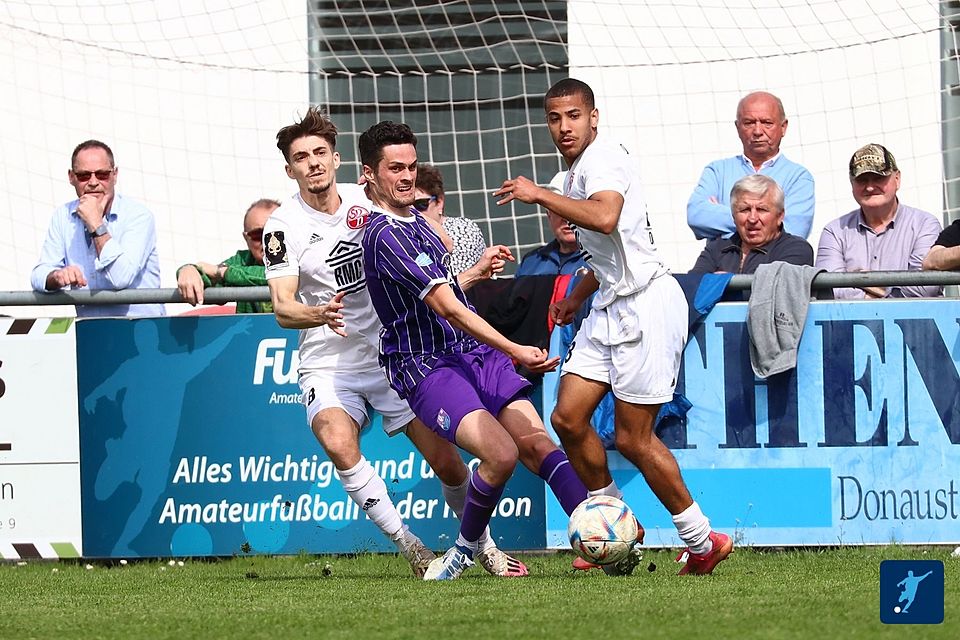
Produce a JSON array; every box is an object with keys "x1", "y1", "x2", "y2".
[{"x1": 437, "y1": 408, "x2": 451, "y2": 431}]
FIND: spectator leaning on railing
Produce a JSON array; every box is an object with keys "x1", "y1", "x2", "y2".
[
  {"x1": 815, "y1": 143, "x2": 942, "y2": 298},
  {"x1": 175, "y1": 198, "x2": 279, "y2": 313},
  {"x1": 30, "y1": 139, "x2": 164, "y2": 317},
  {"x1": 922, "y1": 218, "x2": 960, "y2": 272}
]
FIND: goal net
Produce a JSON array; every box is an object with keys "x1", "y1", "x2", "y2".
[{"x1": 0, "y1": 0, "x2": 947, "y2": 314}]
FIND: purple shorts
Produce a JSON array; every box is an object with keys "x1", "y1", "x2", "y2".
[{"x1": 408, "y1": 344, "x2": 532, "y2": 443}]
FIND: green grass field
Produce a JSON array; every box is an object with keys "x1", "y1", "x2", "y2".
[{"x1": 1, "y1": 547, "x2": 957, "y2": 639}]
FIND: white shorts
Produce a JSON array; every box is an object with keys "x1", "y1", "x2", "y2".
[
  {"x1": 561, "y1": 273, "x2": 687, "y2": 404},
  {"x1": 299, "y1": 366, "x2": 415, "y2": 436}
]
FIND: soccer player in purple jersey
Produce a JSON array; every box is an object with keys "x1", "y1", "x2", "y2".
[
  {"x1": 359, "y1": 121, "x2": 591, "y2": 580},
  {"x1": 264, "y1": 107, "x2": 526, "y2": 578}
]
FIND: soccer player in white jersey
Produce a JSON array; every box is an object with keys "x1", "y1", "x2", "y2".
[
  {"x1": 263, "y1": 107, "x2": 527, "y2": 578},
  {"x1": 494, "y1": 79, "x2": 733, "y2": 576}
]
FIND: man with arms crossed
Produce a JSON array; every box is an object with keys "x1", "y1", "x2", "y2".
[
  {"x1": 263, "y1": 107, "x2": 525, "y2": 578},
  {"x1": 359, "y1": 121, "x2": 590, "y2": 580},
  {"x1": 496, "y1": 78, "x2": 733, "y2": 575}
]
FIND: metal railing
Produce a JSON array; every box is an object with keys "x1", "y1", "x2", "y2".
[{"x1": 2, "y1": 271, "x2": 960, "y2": 307}]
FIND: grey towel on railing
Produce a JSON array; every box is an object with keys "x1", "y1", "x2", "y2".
[{"x1": 748, "y1": 262, "x2": 824, "y2": 378}]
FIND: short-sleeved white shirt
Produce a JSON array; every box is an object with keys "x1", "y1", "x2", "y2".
[
  {"x1": 263, "y1": 183, "x2": 380, "y2": 373},
  {"x1": 565, "y1": 135, "x2": 667, "y2": 309}
]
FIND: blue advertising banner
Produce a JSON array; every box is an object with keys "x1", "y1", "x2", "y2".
[
  {"x1": 543, "y1": 300, "x2": 960, "y2": 549},
  {"x1": 76, "y1": 315, "x2": 544, "y2": 558}
]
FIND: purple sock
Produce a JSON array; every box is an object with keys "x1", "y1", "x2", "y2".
[
  {"x1": 459, "y1": 472, "x2": 504, "y2": 546},
  {"x1": 539, "y1": 449, "x2": 588, "y2": 515}
]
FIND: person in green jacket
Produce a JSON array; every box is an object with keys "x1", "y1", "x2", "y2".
[{"x1": 176, "y1": 198, "x2": 279, "y2": 313}]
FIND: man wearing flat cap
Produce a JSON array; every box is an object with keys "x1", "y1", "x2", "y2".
[{"x1": 815, "y1": 143, "x2": 942, "y2": 298}]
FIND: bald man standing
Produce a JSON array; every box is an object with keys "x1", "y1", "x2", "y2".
[{"x1": 687, "y1": 91, "x2": 815, "y2": 241}]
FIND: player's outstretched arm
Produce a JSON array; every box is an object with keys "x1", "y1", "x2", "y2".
[
  {"x1": 423, "y1": 281, "x2": 559, "y2": 373},
  {"x1": 493, "y1": 176, "x2": 623, "y2": 234},
  {"x1": 268, "y1": 275, "x2": 347, "y2": 336}
]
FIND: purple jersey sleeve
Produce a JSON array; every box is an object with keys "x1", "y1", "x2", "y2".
[{"x1": 370, "y1": 219, "x2": 450, "y2": 299}]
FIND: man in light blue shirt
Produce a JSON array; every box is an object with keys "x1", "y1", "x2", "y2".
[
  {"x1": 30, "y1": 140, "x2": 164, "y2": 317},
  {"x1": 687, "y1": 91, "x2": 815, "y2": 240}
]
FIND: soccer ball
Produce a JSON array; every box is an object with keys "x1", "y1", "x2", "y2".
[{"x1": 567, "y1": 495, "x2": 639, "y2": 566}]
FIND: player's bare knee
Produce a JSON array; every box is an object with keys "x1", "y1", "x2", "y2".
[
  {"x1": 517, "y1": 437, "x2": 559, "y2": 472},
  {"x1": 483, "y1": 439, "x2": 519, "y2": 484},
  {"x1": 424, "y1": 446, "x2": 468, "y2": 486},
  {"x1": 613, "y1": 429, "x2": 652, "y2": 461},
  {"x1": 551, "y1": 407, "x2": 588, "y2": 443}
]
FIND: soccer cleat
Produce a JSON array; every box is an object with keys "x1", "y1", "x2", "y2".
[
  {"x1": 476, "y1": 546, "x2": 529, "y2": 577},
  {"x1": 399, "y1": 537, "x2": 437, "y2": 578},
  {"x1": 572, "y1": 519, "x2": 645, "y2": 575},
  {"x1": 423, "y1": 545, "x2": 475, "y2": 581},
  {"x1": 676, "y1": 531, "x2": 733, "y2": 576}
]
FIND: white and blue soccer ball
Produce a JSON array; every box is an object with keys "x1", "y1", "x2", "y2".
[{"x1": 567, "y1": 495, "x2": 638, "y2": 566}]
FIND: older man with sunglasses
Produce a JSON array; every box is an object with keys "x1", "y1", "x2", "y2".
[
  {"x1": 31, "y1": 139, "x2": 164, "y2": 317},
  {"x1": 175, "y1": 198, "x2": 279, "y2": 313}
]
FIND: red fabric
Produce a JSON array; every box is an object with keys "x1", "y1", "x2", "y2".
[{"x1": 548, "y1": 274, "x2": 573, "y2": 334}]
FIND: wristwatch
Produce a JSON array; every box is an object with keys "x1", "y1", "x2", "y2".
[{"x1": 90, "y1": 223, "x2": 109, "y2": 238}]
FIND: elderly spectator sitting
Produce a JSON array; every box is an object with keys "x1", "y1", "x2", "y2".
[
  {"x1": 176, "y1": 198, "x2": 279, "y2": 313},
  {"x1": 816, "y1": 143, "x2": 942, "y2": 298},
  {"x1": 922, "y1": 219, "x2": 960, "y2": 271},
  {"x1": 690, "y1": 174, "x2": 813, "y2": 274},
  {"x1": 687, "y1": 91, "x2": 815, "y2": 240},
  {"x1": 516, "y1": 171, "x2": 589, "y2": 277}
]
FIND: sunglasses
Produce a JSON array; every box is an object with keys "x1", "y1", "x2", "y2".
[
  {"x1": 73, "y1": 169, "x2": 114, "y2": 182},
  {"x1": 412, "y1": 195, "x2": 437, "y2": 212},
  {"x1": 244, "y1": 228, "x2": 264, "y2": 242}
]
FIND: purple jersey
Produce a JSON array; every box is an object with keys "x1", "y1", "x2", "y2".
[{"x1": 362, "y1": 209, "x2": 481, "y2": 398}]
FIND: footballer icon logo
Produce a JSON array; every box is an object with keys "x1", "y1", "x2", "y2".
[
  {"x1": 437, "y1": 408, "x2": 451, "y2": 431},
  {"x1": 346, "y1": 205, "x2": 369, "y2": 229},
  {"x1": 880, "y1": 560, "x2": 944, "y2": 624}
]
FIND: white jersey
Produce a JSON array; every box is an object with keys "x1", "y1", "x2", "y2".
[
  {"x1": 263, "y1": 183, "x2": 380, "y2": 374},
  {"x1": 565, "y1": 135, "x2": 667, "y2": 309}
]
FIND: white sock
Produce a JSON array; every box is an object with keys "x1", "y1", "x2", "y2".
[
  {"x1": 453, "y1": 533, "x2": 478, "y2": 558},
  {"x1": 587, "y1": 481, "x2": 622, "y2": 500},
  {"x1": 672, "y1": 501, "x2": 712, "y2": 555},
  {"x1": 390, "y1": 525, "x2": 421, "y2": 552},
  {"x1": 339, "y1": 456, "x2": 405, "y2": 541},
  {"x1": 442, "y1": 472, "x2": 495, "y2": 552}
]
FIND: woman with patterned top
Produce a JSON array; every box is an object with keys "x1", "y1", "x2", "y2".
[{"x1": 415, "y1": 163, "x2": 502, "y2": 278}]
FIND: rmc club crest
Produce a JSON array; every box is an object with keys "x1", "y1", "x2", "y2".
[{"x1": 346, "y1": 206, "x2": 369, "y2": 229}]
